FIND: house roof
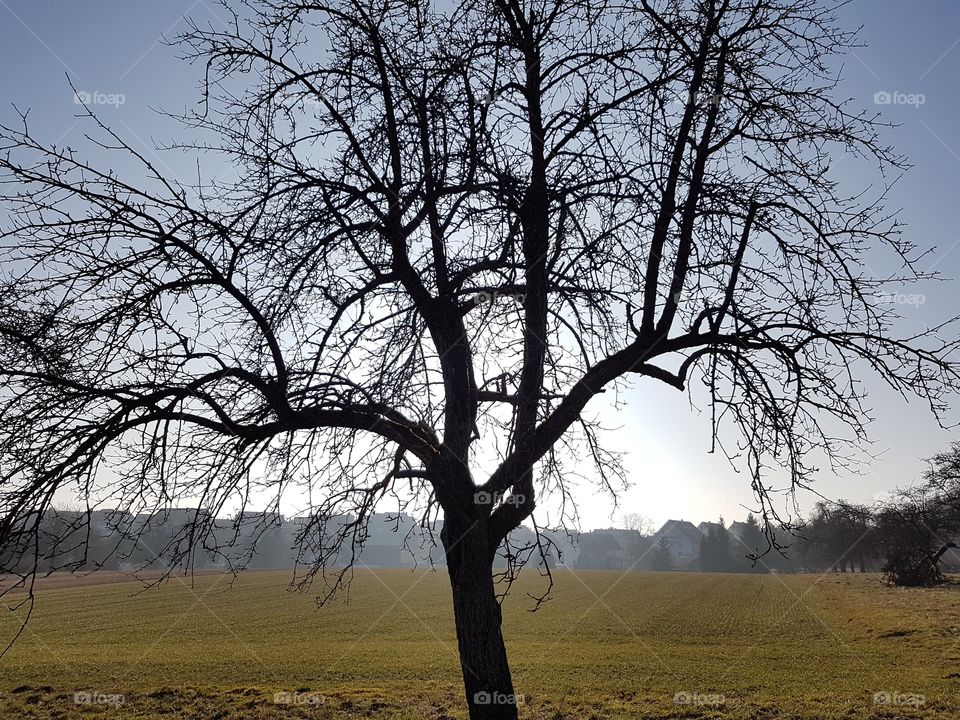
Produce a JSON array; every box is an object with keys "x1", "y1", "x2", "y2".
[
  {"x1": 237, "y1": 511, "x2": 284, "y2": 524},
  {"x1": 697, "y1": 521, "x2": 725, "y2": 534},
  {"x1": 654, "y1": 519, "x2": 703, "y2": 545},
  {"x1": 579, "y1": 531, "x2": 625, "y2": 553}
]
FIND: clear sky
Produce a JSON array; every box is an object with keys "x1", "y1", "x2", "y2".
[{"x1": 2, "y1": 1, "x2": 960, "y2": 531}]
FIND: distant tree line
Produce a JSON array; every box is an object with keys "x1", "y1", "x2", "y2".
[
  {"x1": 779, "y1": 442, "x2": 960, "y2": 586},
  {"x1": 574, "y1": 443, "x2": 960, "y2": 585},
  {"x1": 0, "y1": 508, "x2": 551, "y2": 577},
  {"x1": 0, "y1": 509, "x2": 307, "y2": 575},
  {"x1": 4, "y1": 443, "x2": 958, "y2": 587}
]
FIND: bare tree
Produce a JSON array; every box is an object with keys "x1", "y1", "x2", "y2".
[
  {"x1": 622, "y1": 513, "x2": 655, "y2": 536},
  {"x1": 801, "y1": 500, "x2": 875, "y2": 573},
  {"x1": 877, "y1": 442, "x2": 960, "y2": 586},
  {"x1": 1, "y1": 0, "x2": 958, "y2": 717}
]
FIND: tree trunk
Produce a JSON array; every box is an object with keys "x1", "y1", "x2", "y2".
[{"x1": 443, "y1": 518, "x2": 519, "y2": 720}]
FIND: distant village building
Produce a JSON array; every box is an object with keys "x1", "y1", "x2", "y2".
[
  {"x1": 727, "y1": 521, "x2": 751, "y2": 543},
  {"x1": 697, "y1": 521, "x2": 724, "y2": 536},
  {"x1": 575, "y1": 532, "x2": 628, "y2": 570},
  {"x1": 22, "y1": 503, "x2": 777, "y2": 575},
  {"x1": 362, "y1": 513, "x2": 415, "y2": 567},
  {"x1": 88, "y1": 509, "x2": 130, "y2": 538},
  {"x1": 652, "y1": 520, "x2": 704, "y2": 568},
  {"x1": 544, "y1": 529, "x2": 580, "y2": 568}
]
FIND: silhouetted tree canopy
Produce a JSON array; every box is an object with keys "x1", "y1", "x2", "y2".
[
  {"x1": 877, "y1": 443, "x2": 960, "y2": 586},
  {"x1": 1, "y1": 0, "x2": 958, "y2": 717}
]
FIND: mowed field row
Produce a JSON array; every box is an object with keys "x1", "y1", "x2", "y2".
[{"x1": 2, "y1": 569, "x2": 959, "y2": 718}]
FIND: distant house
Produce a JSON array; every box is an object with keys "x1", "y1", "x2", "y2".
[
  {"x1": 155, "y1": 508, "x2": 216, "y2": 568},
  {"x1": 494, "y1": 525, "x2": 537, "y2": 569},
  {"x1": 282, "y1": 513, "x2": 357, "y2": 568},
  {"x1": 153, "y1": 507, "x2": 215, "y2": 532},
  {"x1": 697, "y1": 521, "x2": 725, "y2": 536},
  {"x1": 237, "y1": 510, "x2": 284, "y2": 528},
  {"x1": 545, "y1": 529, "x2": 580, "y2": 569},
  {"x1": 727, "y1": 520, "x2": 765, "y2": 554},
  {"x1": 727, "y1": 521, "x2": 750, "y2": 542},
  {"x1": 575, "y1": 531, "x2": 627, "y2": 570},
  {"x1": 360, "y1": 513, "x2": 413, "y2": 567},
  {"x1": 88, "y1": 509, "x2": 130, "y2": 538},
  {"x1": 652, "y1": 520, "x2": 703, "y2": 568}
]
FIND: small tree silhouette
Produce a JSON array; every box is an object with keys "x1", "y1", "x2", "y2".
[
  {"x1": 878, "y1": 443, "x2": 960, "y2": 586},
  {"x1": 650, "y1": 537, "x2": 674, "y2": 572},
  {"x1": 700, "y1": 520, "x2": 733, "y2": 572}
]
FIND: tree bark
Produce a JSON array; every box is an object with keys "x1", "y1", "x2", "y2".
[{"x1": 443, "y1": 517, "x2": 519, "y2": 720}]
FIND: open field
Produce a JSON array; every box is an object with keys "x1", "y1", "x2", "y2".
[
  {"x1": 0, "y1": 570, "x2": 224, "y2": 594},
  {"x1": 1, "y1": 569, "x2": 959, "y2": 718}
]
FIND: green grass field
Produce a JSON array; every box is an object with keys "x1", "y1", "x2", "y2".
[{"x1": 1, "y1": 569, "x2": 959, "y2": 718}]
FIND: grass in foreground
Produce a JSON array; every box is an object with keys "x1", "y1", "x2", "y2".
[{"x1": 1, "y1": 568, "x2": 959, "y2": 718}]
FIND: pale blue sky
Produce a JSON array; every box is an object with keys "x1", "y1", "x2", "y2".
[{"x1": 2, "y1": 1, "x2": 959, "y2": 530}]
